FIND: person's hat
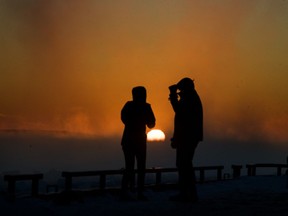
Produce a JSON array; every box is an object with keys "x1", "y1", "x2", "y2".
[{"x1": 177, "y1": 77, "x2": 195, "y2": 91}]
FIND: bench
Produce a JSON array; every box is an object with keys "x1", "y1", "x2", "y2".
[
  {"x1": 246, "y1": 164, "x2": 288, "y2": 176},
  {"x1": 62, "y1": 166, "x2": 224, "y2": 191},
  {"x1": 4, "y1": 174, "x2": 43, "y2": 197}
]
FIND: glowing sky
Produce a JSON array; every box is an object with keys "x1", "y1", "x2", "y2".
[{"x1": 0, "y1": 0, "x2": 288, "y2": 143}]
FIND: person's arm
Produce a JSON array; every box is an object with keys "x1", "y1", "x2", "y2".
[
  {"x1": 121, "y1": 102, "x2": 130, "y2": 124},
  {"x1": 146, "y1": 104, "x2": 156, "y2": 129},
  {"x1": 169, "y1": 85, "x2": 179, "y2": 112}
]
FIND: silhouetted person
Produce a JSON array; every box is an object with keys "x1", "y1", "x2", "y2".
[
  {"x1": 121, "y1": 86, "x2": 156, "y2": 200},
  {"x1": 168, "y1": 77, "x2": 203, "y2": 202}
]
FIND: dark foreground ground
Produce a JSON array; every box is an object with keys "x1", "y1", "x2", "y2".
[{"x1": 1, "y1": 176, "x2": 288, "y2": 216}]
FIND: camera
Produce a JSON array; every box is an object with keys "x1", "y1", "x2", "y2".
[{"x1": 169, "y1": 84, "x2": 178, "y2": 93}]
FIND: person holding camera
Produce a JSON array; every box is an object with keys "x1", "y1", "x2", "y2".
[
  {"x1": 120, "y1": 86, "x2": 156, "y2": 201},
  {"x1": 169, "y1": 77, "x2": 203, "y2": 202}
]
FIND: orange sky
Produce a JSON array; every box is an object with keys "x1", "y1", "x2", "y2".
[{"x1": 0, "y1": 0, "x2": 287, "y2": 143}]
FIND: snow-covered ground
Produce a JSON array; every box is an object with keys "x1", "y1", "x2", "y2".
[{"x1": 1, "y1": 175, "x2": 288, "y2": 216}]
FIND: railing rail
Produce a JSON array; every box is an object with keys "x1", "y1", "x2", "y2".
[
  {"x1": 4, "y1": 174, "x2": 43, "y2": 198},
  {"x1": 246, "y1": 163, "x2": 288, "y2": 176},
  {"x1": 61, "y1": 166, "x2": 224, "y2": 191},
  {"x1": 4, "y1": 163, "x2": 288, "y2": 197}
]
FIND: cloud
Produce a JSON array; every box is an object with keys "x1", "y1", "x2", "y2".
[{"x1": 63, "y1": 111, "x2": 95, "y2": 135}]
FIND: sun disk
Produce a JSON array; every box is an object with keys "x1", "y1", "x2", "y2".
[{"x1": 147, "y1": 129, "x2": 165, "y2": 141}]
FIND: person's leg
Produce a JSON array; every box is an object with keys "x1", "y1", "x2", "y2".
[
  {"x1": 182, "y1": 157, "x2": 197, "y2": 200},
  {"x1": 121, "y1": 149, "x2": 135, "y2": 196},
  {"x1": 176, "y1": 148, "x2": 186, "y2": 196},
  {"x1": 172, "y1": 145, "x2": 198, "y2": 202},
  {"x1": 136, "y1": 145, "x2": 147, "y2": 199},
  {"x1": 187, "y1": 144, "x2": 198, "y2": 200},
  {"x1": 189, "y1": 166, "x2": 198, "y2": 201}
]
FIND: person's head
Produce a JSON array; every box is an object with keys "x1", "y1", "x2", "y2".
[
  {"x1": 177, "y1": 77, "x2": 195, "y2": 93},
  {"x1": 132, "y1": 86, "x2": 146, "y2": 103}
]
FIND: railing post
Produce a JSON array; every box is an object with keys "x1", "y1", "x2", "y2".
[
  {"x1": 31, "y1": 178, "x2": 40, "y2": 196},
  {"x1": 99, "y1": 174, "x2": 106, "y2": 190},
  {"x1": 65, "y1": 176, "x2": 72, "y2": 191},
  {"x1": 247, "y1": 164, "x2": 256, "y2": 176},
  {"x1": 277, "y1": 166, "x2": 282, "y2": 176},
  {"x1": 156, "y1": 171, "x2": 162, "y2": 186},
  {"x1": 217, "y1": 168, "x2": 222, "y2": 181},
  {"x1": 7, "y1": 179, "x2": 16, "y2": 196},
  {"x1": 252, "y1": 165, "x2": 256, "y2": 176},
  {"x1": 286, "y1": 170, "x2": 288, "y2": 189},
  {"x1": 232, "y1": 165, "x2": 242, "y2": 178},
  {"x1": 199, "y1": 169, "x2": 205, "y2": 183}
]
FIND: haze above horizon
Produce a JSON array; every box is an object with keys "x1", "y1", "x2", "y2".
[{"x1": 0, "y1": 0, "x2": 287, "y2": 145}]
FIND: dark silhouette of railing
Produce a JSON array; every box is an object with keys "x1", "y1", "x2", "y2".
[
  {"x1": 62, "y1": 166, "x2": 224, "y2": 191},
  {"x1": 4, "y1": 174, "x2": 43, "y2": 198},
  {"x1": 231, "y1": 165, "x2": 243, "y2": 178},
  {"x1": 246, "y1": 163, "x2": 288, "y2": 176},
  {"x1": 4, "y1": 163, "x2": 288, "y2": 197}
]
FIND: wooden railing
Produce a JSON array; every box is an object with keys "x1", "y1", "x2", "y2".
[
  {"x1": 246, "y1": 163, "x2": 288, "y2": 176},
  {"x1": 231, "y1": 165, "x2": 243, "y2": 178},
  {"x1": 4, "y1": 163, "x2": 288, "y2": 197},
  {"x1": 62, "y1": 166, "x2": 224, "y2": 191},
  {"x1": 4, "y1": 174, "x2": 43, "y2": 198}
]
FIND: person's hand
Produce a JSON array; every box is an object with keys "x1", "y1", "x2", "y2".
[{"x1": 170, "y1": 138, "x2": 177, "y2": 149}]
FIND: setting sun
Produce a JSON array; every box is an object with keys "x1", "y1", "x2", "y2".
[{"x1": 147, "y1": 129, "x2": 166, "y2": 142}]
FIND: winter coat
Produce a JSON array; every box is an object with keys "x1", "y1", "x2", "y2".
[{"x1": 121, "y1": 101, "x2": 156, "y2": 150}]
